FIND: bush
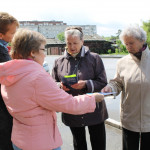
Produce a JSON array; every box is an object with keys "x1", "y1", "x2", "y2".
[
  {"x1": 108, "y1": 49, "x2": 112, "y2": 54},
  {"x1": 116, "y1": 39, "x2": 128, "y2": 53},
  {"x1": 115, "y1": 48, "x2": 120, "y2": 53}
]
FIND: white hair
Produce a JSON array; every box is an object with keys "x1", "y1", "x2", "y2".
[
  {"x1": 119, "y1": 24, "x2": 147, "y2": 44},
  {"x1": 65, "y1": 29, "x2": 83, "y2": 41}
]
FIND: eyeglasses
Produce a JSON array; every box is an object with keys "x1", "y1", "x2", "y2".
[{"x1": 39, "y1": 48, "x2": 47, "y2": 55}]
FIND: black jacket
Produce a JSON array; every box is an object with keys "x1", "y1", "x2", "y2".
[
  {"x1": 52, "y1": 46, "x2": 108, "y2": 127},
  {"x1": 0, "y1": 45, "x2": 13, "y2": 150}
]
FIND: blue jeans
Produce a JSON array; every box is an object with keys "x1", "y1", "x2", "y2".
[
  {"x1": 53, "y1": 147, "x2": 61, "y2": 150},
  {"x1": 13, "y1": 143, "x2": 61, "y2": 150},
  {"x1": 12, "y1": 143, "x2": 22, "y2": 150}
]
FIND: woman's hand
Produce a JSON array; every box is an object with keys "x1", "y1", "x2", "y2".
[
  {"x1": 93, "y1": 93, "x2": 104, "y2": 102},
  {"x1": 101, "y1": 85, "x2": 112, "y2": 93},
  {"x1": 60, "y1": 82, "x2": 70, "y2": 91},
  {"x1": 71, "y1": 80, "x2": 86, "y2": 90}
]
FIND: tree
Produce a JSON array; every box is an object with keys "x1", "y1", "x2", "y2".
[
  {"x1": 116, "y1": 29, "x2": 122, "y2": 38},
  {"x1": 116, "y1": 39, "x2": 128, "y2": 53},
  {"x1": 57, "y1": 32, "x2": 65, "y2": 42},
  {"x1": 142, "y1": 20, "x2": 150, "y2": 48}
]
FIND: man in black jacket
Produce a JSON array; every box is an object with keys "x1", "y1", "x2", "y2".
[{"x1": 0, "y1": 12, "x2": 19, "y2": 150}]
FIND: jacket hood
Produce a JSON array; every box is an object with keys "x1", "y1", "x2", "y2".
[{"x1": 0, "y1": 59, "x2": 43, "y2": 86}]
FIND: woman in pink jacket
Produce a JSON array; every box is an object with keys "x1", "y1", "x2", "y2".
[{"x1": 0, "y1": 28, "x2": 104, "y2": 150}]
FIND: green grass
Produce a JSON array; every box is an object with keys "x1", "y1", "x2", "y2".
[{"x1": 101, "y1": 52, "x2": 128, "y2": 55}]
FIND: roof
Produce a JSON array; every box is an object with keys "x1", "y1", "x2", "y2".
[
  {"x1": 46, "y1": 39, "x2": 65, "y2": 45},
  {"x1": 84, "y1": 34, "x2": 105, "y2": 41},
  {"x1": 46, "y1": 34, "x2": 106, "y2": 45}
]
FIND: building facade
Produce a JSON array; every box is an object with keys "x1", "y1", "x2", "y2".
[
  {"x1": 19, "y1": 21, "x2": 113, "y2": 55},
  {"x1": 19, "y1": 21, "x2": 96, "y2": 39}
]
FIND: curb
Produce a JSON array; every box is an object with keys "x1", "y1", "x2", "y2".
[
  {"x1": 100, "y1": 55, "x2": 123, "y2": 58},
  {"x1": 48, "y1": 55, "x2": 125, "y2": 58},
  {"x1": 105, "y1": 118, "x2": 122, "y2": 130}
]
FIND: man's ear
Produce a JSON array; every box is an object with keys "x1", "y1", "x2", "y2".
[{"x1": 0, "y1": 33, "x2": 3, "y2": 39}]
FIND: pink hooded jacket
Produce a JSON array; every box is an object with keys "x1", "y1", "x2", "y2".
[{"x1": 0, "y1": 59, "x2": 96, "y2": 150}]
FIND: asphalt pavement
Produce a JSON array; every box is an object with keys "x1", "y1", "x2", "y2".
[{"x1": 57, "y1": 113, "x2": 122, "y2": 150}]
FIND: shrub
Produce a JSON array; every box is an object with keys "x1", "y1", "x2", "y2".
[
  {"x1": 115, "y1": 48, "x2": 120, "y2": 53},
  {"x1": 108, "y1": 49, "x2": 112, "y2": 54}
]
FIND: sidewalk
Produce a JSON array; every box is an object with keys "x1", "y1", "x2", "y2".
[
  {"x1": 100, "y1": 54, "x2": 124, "y2": 58},
  {"x1": 57, "y1": 113, "x2": 122, "y2": 150}
]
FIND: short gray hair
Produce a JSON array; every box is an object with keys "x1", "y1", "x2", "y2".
[
  {"x1": 64, "y1": 26, "x2": 83, "y2": 41},
  {"x1": 11, "y1": 28, "x2": 46, "y2": 59},
  {"x1": 119, "y1": 24, "x2": 147, "y2": 44}
]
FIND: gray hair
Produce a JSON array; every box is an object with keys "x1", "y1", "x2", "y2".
[
  {"x1": 119, "y1": 24, "x2": 147, "y2": 44},
  {"x1": 64, "y1": 26, "x2": 83, "y2": 41},
  {"x1": 11, "y1": 28, "x2": 46, "y2": 59}
]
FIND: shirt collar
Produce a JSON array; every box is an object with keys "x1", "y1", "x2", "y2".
[
  {"x1": 64, "y1": 46, "x2": 89, "y2": 58},
  {"x1": 0, "y1": 39, "x2": 8, "y2": 48}
]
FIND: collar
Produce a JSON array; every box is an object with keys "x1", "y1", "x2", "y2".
[
  {"x1": 0, "y1": 39, "x2": 8, "y2": 48},
  {"x1": 64, "y1": 46, "x2": 89, "y2": 58},
  {"x1": 141, "y1": 44, "x2": 149, "y2": 59},
  {"x1": 132, "y1": 43, "x2": 147, "y2": 60},
  {"x1": 130, "y1": 44, "x2": 149, "y2": 61}
]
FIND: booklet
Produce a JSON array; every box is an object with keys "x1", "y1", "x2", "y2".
[
  {"x1": 87, "y1": 92, "x2": 116, "y2": 97},
  {"x1": 99, "y1": 92, "x2": 116, "y2": 96},
  {"x1": 61, "y1": 74, "x2": 78, "y2": 89}
]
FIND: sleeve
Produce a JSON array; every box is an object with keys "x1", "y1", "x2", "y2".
[
  {"x1": 0, "y1": 46, "x2": 11, "y2": 63},
  {"x1": 108, "y1": 60, "x2": 123, "y2": 95},
  {"x1": 35, "y1": 73, "x2": 96, "y2": 115},
  {"x1": 51, "y1": 59, "x2": 61, "y2": 87},
  {"x1": 86, "y1": 54, "x2": 107, "y2": 93},
  {"x1": 51, "y1": 59, "x2": 60, "y2": 82}
]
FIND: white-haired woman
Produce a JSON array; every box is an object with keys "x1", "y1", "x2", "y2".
[
  {"x1": 102, "y1": 24, "x2": 150, "y2": 150},
  {"x1": 52, "y1": 26, "x2": 108, "y2": 150}
]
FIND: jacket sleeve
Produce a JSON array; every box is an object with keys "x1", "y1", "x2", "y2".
[
  {"x1": 108, "y1": 59, "x2": 123, "y2": 95},
  {"x1": 86, "y1": 54, "x2": 107, "y2": 93},
  {"x1": 35, "y1": 73, "x2": 96, "y2": 115},
  {"x1": 51, "y1": 59, "x2": 61, "y2": 87},
  {"x1": 0, "y1": 46, "x2": 11, "y2": 63},
  {"x1": 51, "y1": 59, "x2": 60, "y2": 82}
]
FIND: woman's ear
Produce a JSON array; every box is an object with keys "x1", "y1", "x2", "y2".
[{"x1": 30, "y1": 51, "x2": 36, "y2": 59}]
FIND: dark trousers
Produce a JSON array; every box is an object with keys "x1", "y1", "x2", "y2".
[
  {"x1": 123, "y1": 127, "x2": 150, "y2": 150},
  {"x1": 70, "y1": 122, "x2": 106, "y2": 150},
  {"x1": 0, "y1": 112, "x2": 13, "y2": 150}
]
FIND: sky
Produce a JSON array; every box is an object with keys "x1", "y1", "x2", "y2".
[{"x1": 1, "y1": 0, "x2": 150, "y2": 37}]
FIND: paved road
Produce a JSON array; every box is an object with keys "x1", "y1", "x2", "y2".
[{"x1": 57, "y1": 113, "x2": 122, "y2": 150}]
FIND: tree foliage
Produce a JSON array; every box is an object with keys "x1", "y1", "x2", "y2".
[
  {"x1": 116, "y1": 39, "x2": 128, "y2": 53},
  {"x1": 103, "y1": 29, "x2": 128, "y2": 54},
  {"x1": 142, "y1": 20, "x2": 150, "y2": 47},
  {"x1": 57, "y1": 32, "x2": 65, "y2": 42}
]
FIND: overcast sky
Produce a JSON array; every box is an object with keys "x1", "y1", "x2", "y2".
[{"x1": 1, "y1": 0, "x2": 150, "y2": 37}]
